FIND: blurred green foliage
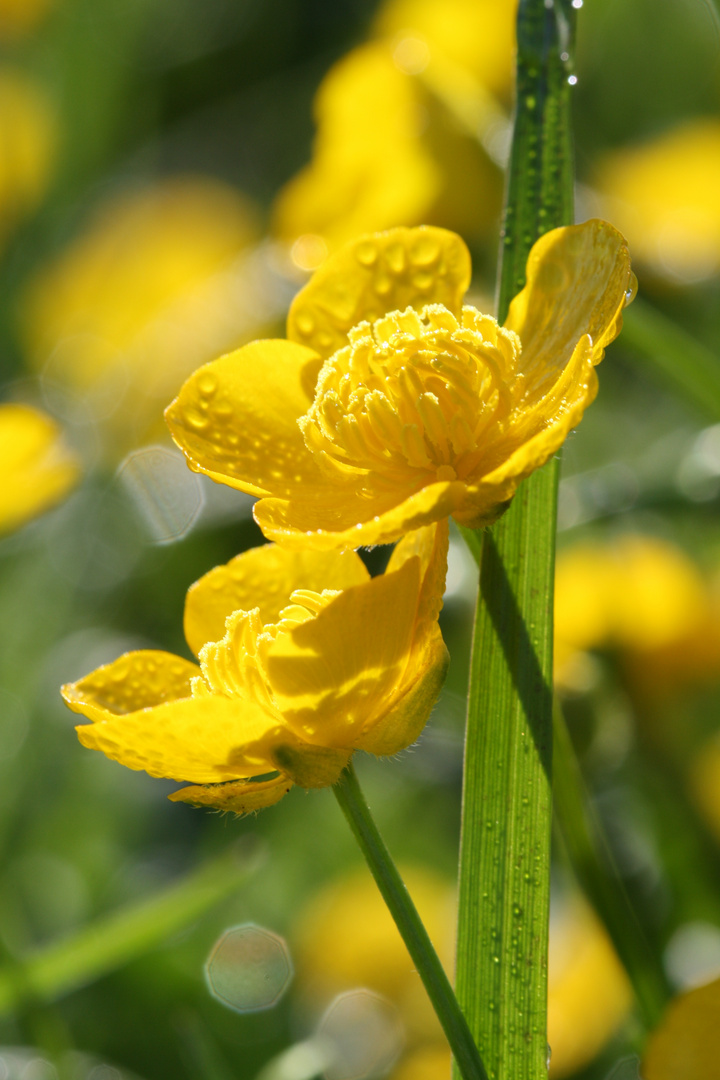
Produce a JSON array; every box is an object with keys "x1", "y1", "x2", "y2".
[{"x1": 2, "y1": 0, "x2": 720, "y2": 1078}]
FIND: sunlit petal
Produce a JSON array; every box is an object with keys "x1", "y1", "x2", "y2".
[
  {"x1": 165, "y1": 339, "x2": 324, "y2": 497},
  {"x1": 505, "y1": 219, "x2": 633, "y2": 394},
  {"x1": 185, "y1": 545, "x2": 369, "y2": 656},
  {"x1": 287, "y1": 225, "x2": 471, "y2": 360},
  {"x1": 62, "y1": 651, "x2": 200, "y2": 722}
]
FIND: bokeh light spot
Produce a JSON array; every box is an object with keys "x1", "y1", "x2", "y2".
[
  {"x1": 316, "y1": 990, "x2": 404, "y2": 1080},
  {"x1": 118, "y1": 446, "x2": 203, "y2": 544},
  {"x1": 205, "y1": 923, "x2": 293, "y2": 1013}
]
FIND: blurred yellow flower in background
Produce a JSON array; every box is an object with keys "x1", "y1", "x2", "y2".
[
  {"x1": 273, "y1": 0, "x2": 516, "y2": 264},
  {"x1": 0, "y1": 0, "x2": 53, "y2": 39},
  {"x1": 596, "y1": 118, "x2": 720, "y2": 284},
  {"x1": 547, "y1": 896, "x2": 632, "y2": 1077},
  {"x1": 168, "y1": 220, "x2": 633, "y2": 550},
  {"x1": 374, "y1": 0, "x2": 515, "y2": 101},
  {"x1": 554, "y1": 535, "x2": 708, "y2": 688},
  {"x1": 642, "y1": 976, "x2": 720, "y2": 1080},
  {"x1": 0, "y1": 402, "x2": 79, "y2": 535},
  {"x1": 21, "y1": 177, "x2": 269, "y2": 457},
  {"x1": 295, "y1": 866, "x2": 630, "y2": 1079},
  {"x1": 62, "y1": 520, "x2": 448, "y2": 812},
  {"x1": 295, "y1": 865, "x2": 455, "y2": 1047},
  {"x1": 0, "y1": 69, "x2": 56, "y2": 239}
]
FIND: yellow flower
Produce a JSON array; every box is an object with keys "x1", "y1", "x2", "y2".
[
  {"x1": 273, "y1": 1, "x2": 511, "y2": 265},
  {"x1": 0, "y1": 0, "x2": 53, "y2": 40},
  {"x1": 273, "y1": 43, "x2": 443, "y2": 264},
  {"x1": 0, "y1": 403, "x2": 79, "y2": 535},
  {"x1": 295, "y1": 864, "x2": 455, "y2": 1046},
  {"x1": 374, "y1": 0, "x2": 516, "y2": 100},
  {"x1": 642, "y1": 977, "x2": 720, "y2": 1080},
  {"x1": 21, "y1": 177, "x2": 261, "y2": 456},
  {"x1": 596, "y1": 118, "x2": 720, "y2": 284},
  {"x1": 0, "y1": 70, "x2": 56, "y2": 238},
  {"x1": 61, "y1": 520, "x2": 448, "y2": 813},
  {"x1": 554, "y1": 535, "x2": 708, "y2": 688},
  {"x1": 167, "y1": 221, "x2": 633, "y2": 550}
]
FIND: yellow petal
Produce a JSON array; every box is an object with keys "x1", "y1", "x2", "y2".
[
  {"x1": 354, "y1": 627, "x2": 449, "y2": 755},
  {"x1": 287, "y1": 226, "x2": 471, "y2": 360},
  {"x1": 255, "y1": 478, "x2": 466, "y2": 550},
  {"x1": 74, "y1": 693, "x2": 290, "y2": 784},
  {"x1": 263, "y1": 557, "x2": 424, "y2": 746},
  {"x1": 0, "y1": 403, "x2": 79, "y2": 535},
  {"x1": 62, "y1": 651, "x2": 200, "y2": 723},
  {"x1": 169, "y1": 774, "x2": 293, "y2": 813},
  {"x1": 452, "y1": 356, "x2": 598, "y2": 529},
  {"x1": 386, "y1": 518, "x2": 449, "y2": 631},
  {"x1": 273, "y1": 44, "x2": 441, "y2": 257},
  {"x1": 165, "y1": 339, "x2": 325, "y2": 498},
  {"x1": 505, "y1": 219, "x2": 633, "y2": 394},
  {"x1": 184, "y1": 545, "x2": 369, "y2": 656},
  {"x1": 643, "y1": 978, "x2": 720, "y2": 1080}
]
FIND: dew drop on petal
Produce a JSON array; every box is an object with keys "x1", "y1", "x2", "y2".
[{"x1": 355, "y1": 241, "x2": 378, "y2": 267}]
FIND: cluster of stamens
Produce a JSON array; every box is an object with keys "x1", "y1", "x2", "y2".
[
  {"x1": 197, "y1": 589, "x2": 338, "y2": 709},
  {"x1": 299, "y1": 305, "x2": 522, "y2": 486}
]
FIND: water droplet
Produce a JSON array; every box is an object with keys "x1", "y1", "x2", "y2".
[
  {"x1": 410, "y1": 235, "x2": 440, "y2": 266},
  {"x1": 384, "y1": 243, "x2": 406, "y2": 275},
  {"x1": 355, "y1": 240, "x2": 378, "y2": 267},
  {"x1": 198, "y1": 373, "x2": 217, "y2": 396},
  {"x1": 571, "y1": 0, "x2": 583, "y2": 6},
  {"x1": 183, "y1": 408, "x2": 209, "y2": 431},
  {"x1": 567, "y1": 75, "x2": 578, "y2": 86},
  {"x1": 624, "y1": 272, "x2": 638, "y2": 306},
  {"x1": 296, "y1": 311, "x2": 315, "y2": 335}
]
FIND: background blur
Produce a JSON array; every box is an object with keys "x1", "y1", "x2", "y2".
[{"x1": 2, "y1": 0, "x2": 720, "y2": 1078}]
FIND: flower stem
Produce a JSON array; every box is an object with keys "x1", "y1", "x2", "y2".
[
  {"x1": 454, "y1": 3, "x2": 577, "y2": 1078},
  {"x1": 332, "y1": 762, "x2": 488, "y2": 1080}
]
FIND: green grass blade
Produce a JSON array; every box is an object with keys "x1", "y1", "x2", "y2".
[
  {"x1": 0, "y1": 842, "x2": 260, "y2": 1015},
  {"x1": 454, "y1": 2, "x2": 576, "y2": 1077},
  {"x1": 621, "y1": 300, "x2": 720, "y2": 422},
  {"x1": 552, "y1": 703, "x2": 671, "y2": 1029}
]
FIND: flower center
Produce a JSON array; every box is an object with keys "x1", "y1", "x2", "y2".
[
  {"x1": 198, "y1": 589, "x2": 340, "y2": 707},
  {"x1": 300, "y1": 304, "x2": 522, "y2": 484}
]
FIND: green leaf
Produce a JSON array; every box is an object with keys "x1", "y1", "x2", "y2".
[
  {"x1": 0, "y1": 842, "x2": 260, "y2": 1015},
  {"x1": 621, "y1": 300, "x2": 720, "y2": 422},
  {"x1": 455, "y1": 2, "x2": 576, "y2": 1077}
]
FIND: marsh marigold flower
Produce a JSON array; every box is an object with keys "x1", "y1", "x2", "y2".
[
  {"x1": 554, "y1": 535, "x2": 709, "y2": 688},
  {"x1": 22, "y1": 177, "x2": 261, "y2": 455},
  {"x1": 167, "y1": 221, "x2": 633, "y2": 550},
  {"x1": 62, "y1": 521, "x2": 448, "y2": 812},
  {"x1": 0, "y1": 403, "x2": 79, "y2": 535},
  {"x1": 0, "y1": 70, "x2": 56, "y2": 240},
  {"x1": 596, "y1": 118, "x2": 720, "y2": 284},
  {"x1": 273, "y1": 0, "x2": 515, "y2": 262}
]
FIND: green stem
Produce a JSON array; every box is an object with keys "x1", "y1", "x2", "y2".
[
  {"x1": 459, "y1": 533, "x2": 671, "y2": 1029},
  {"x1": 454, "y1": 3, "x2": 576, "y2": 1078},
  {"x1": 332, "y1": 763, "x2": 488, "y2": 1080},
  {"x1": 552, "y1": 702, "x2": 671, "y2": 1029}
]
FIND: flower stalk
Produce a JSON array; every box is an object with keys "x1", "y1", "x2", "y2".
[
  {"x1": 455, "y1": 2, "x2": 577, "y2": 1078},
  {"x1": 333, "y1": 762, "x2": 488, "y2": 1080}
]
